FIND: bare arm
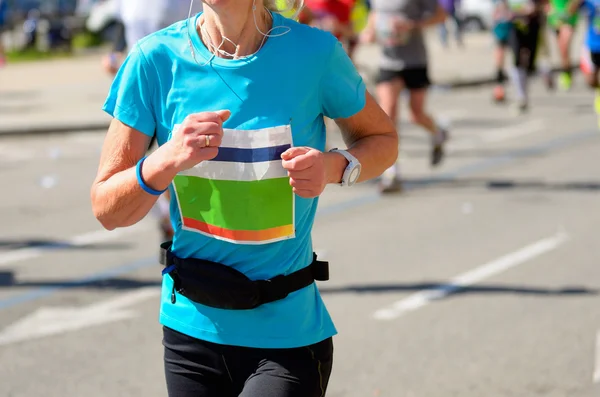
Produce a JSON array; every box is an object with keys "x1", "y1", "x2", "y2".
[
  {"x1": 90, "y1": 120, "x2": 178, "y2": 230},
  {"x1": 415, "y1": 5, "x2": 447, "y2": 28},
  {"x1": 327, "y1": 92, "x2": 398, "y2": 184},
  {"x1": 280, "y1": 91, "x2": 397, "y2": 198},
  {"x1": 91, "y1": 111, "x2": 229, "y2": 231}
]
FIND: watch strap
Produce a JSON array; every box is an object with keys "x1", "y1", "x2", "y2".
[
  {"x1": 330, "y1": 148, "x2": 358, "y2": 165},
  {"x1": 329, "y1": 148, "x2": 360, "y2": 186}
]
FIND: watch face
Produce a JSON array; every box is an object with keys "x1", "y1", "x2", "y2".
[{"x1": 349, "y1": 165, "x2": 361, "y2": 184}]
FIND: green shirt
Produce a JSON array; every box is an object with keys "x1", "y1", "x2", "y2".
[{"x1": 548, "y1": 0, "x2": 579, "y2": 26}]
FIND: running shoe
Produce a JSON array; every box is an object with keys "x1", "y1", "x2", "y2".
[
  {"x1": 378, "y1": 166, "x2": 403, "y2": 194},
  {"x1": 558, "y1": 72, "x2": 572, "y2": 91},
  {"x1": 378, "y1": 177, "x2": 403, "y2": 194},
  {"x1": 431, "y1": 129, "x2": 449, "y2": 167},
  {"x1": 493, "y1": 85, "x2": 506, "y2": 103},
  {"x1": 544, "y1": 72, "x2": 555, "y2": 91}
]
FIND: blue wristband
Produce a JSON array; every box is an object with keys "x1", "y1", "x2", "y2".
[{"x1": 136, "y1": 156, "x2": 168, "y2": 196}]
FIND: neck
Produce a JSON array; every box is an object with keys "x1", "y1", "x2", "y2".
[{"x1": 199, "y1": 2, "x2": 272, "y2": 59}]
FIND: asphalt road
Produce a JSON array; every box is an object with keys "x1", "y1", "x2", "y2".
[{"x1": 0, "y1": 77, "x2": 599, "y2": 397}]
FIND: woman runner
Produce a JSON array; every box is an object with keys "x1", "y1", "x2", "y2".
[{"x1": 90, "y1": 0, "x2": 398, "y2": 395}]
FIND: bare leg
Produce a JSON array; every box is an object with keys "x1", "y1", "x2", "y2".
[
  {"x1": 409, "y1": 88, "x2": 448, "y2": 166},
  {"x1": 493, "y1": 44, "x2": 507, "y2": 102},
  {"x1": 408, "y1": 88, "x2": 438, "y2": 135},
  {"x1": 557, "y1": 25, "x2": 574, "y2": 90},
  {"x1": 376, "y1": 78, "x2": 404, "y2": 192}
]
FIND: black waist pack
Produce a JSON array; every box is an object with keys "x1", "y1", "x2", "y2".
[{"x1": 159, "y1": 241, "x2": 330, "y2": 310}]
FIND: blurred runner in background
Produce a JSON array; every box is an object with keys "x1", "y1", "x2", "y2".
[
  {"x1": 566, "y1": 0, "x2": 600, "y2": 124},
  {"x1": 548, "y1": 0, "x2": 580, "y2": 90},
  {"x1": 103, "y1": 0, "x2": 203, "y2": 75},
  {"x1": 361, "y1": 0, "x2": 449, "y2": 193},
  {"x1": 492, "y1": 0, "x2": 513, "y2": 102},
  {"x1": 438, "y1": 0, "x2": 464, "y2": 48},
  {"x1": 101, "y1": 20, "x2": 127, "y2": 75},
  {"x1": 505, "y1": 0, "x2": 547, "y2": 114},
  {"x1": 303, "y1": 0, "x2": 359, "y2": 60}
]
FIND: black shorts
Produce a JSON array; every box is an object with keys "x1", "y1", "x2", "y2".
[
  {"x1": 509, "y1": 24, "x2": 541, "y2": 71},
  {"x1": 591, "y1": 52, "x2": 600, "y2": 68},
  {"x1": 376, "y1": 67, "x2": 431, "y2": 90},
  {"x1": 163, "y1": 326, "x2": 334, "y2": 397}
]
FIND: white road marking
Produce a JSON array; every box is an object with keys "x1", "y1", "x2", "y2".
[
  {"x1": 373, "y1": 232, "x2": 569, "y2": 320},
  {"x1": 0, "y1": 286, "x2": 160, "y2": 346},
  {"x1": 0, "y1": 223, "x2": 146, "y2": 269},
  {"x1": 593, "y1": 330, "x2": 600, "y2": 383}
]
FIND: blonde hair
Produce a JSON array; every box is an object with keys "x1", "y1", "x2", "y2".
[{"x1": 264, "y1": 0, "x2": 305, "y2": 19}]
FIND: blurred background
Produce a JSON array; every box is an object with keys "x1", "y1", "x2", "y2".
[
  {"x1": 1, "y1": 1, "x2": 599, "y2": 396},
  {"x1": 1, "y1": 0, "x2": 111, "y2": 57},
  {"x1": 0, "y1": 0, "x2": 499, "y2": 59}
]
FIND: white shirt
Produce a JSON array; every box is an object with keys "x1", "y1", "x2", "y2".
[{"x1": 115, "y1": 0, "x2": 202, "y2": 49}]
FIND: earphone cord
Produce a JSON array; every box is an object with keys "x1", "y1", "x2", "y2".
[{"x1": 186, "y1": 0, "x2": 291, "y2": 66}]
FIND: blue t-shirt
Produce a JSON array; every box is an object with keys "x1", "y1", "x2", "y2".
[
  {"x1": 583, "y1": 0, "x2": 600, "y2": 52},
  {"x1": 103, "y1": 11, "x2": 366, "y2": 348}
]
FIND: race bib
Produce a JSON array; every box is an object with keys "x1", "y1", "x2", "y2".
[{"x1": 171, "y1": 124, "x2": 295, "y2": 245}]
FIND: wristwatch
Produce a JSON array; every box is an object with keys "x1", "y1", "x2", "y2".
[{"x1": 329, "y1": 148, "x2": 361, "y2": 187}]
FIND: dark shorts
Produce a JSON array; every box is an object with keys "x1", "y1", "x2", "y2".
[
  {"x1": 496, "y1": 37, "x2": 510, "y2": 47},
  {"x1": 591, "y1": 52, "x2": 600, "y2": 68},
  {"x1": 509, "y1": 23, "x2": 541, "y2": 71},
  {"x1": 376, "y1": 67, "x2": 431, "y2": 90},
  {"x1": 163, "y1": 326, "x2": 334, "y2": 397}
]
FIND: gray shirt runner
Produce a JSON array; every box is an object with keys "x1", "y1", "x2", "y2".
[{"x1": 371, "y1": 0, "x2": 439, "y2": 71}]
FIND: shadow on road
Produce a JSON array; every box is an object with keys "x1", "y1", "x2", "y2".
[
  {"x1": 319, "y1": 282, "x2": 598, "y2": 296},
  {"x1": 401, "y1": 177, "x2": 600, "y2": 193},
  {"x1": 0, "y1": 272, "x2": 160, "y2": 290},
  {"x1": 2, "y1": 272, "x2": 594, "y2": 298},
  {"x1": 0, "y1": 239, "x2": 132, "y2": 251},
  {"x1": 403, "y1": 148, "x2": 547, "y2": 159}
]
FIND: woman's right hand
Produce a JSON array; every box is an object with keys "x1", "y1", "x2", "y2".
[{"x1": 162, "y1": 110, "x2": 231, "y2": 172}]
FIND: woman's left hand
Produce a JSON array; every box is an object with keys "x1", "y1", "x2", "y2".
[{"x1": 281, "y1": 147, "x2": 328, "y2": 198}]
